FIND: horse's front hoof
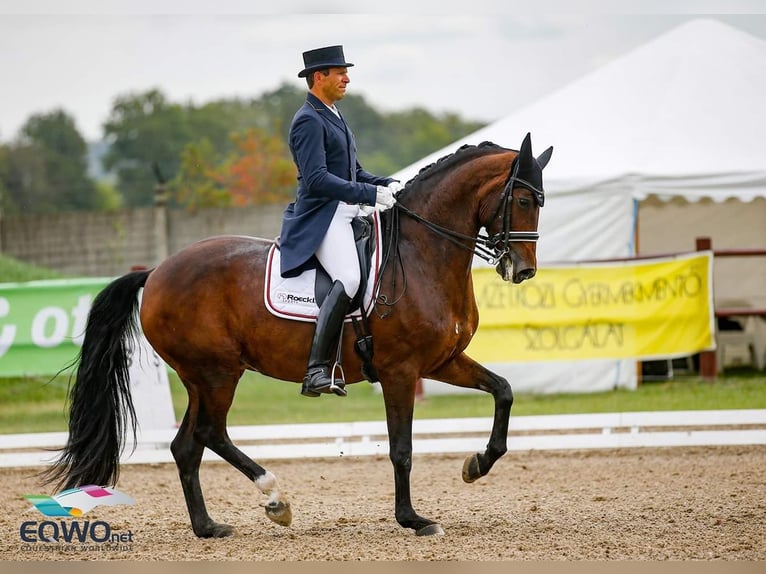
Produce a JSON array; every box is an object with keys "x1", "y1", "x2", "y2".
[
  {"x1": 265, "y1": 500, "x2": 292, "y2": 527},
  {"x1": 416, "y1": 523, "x2": 445, "y2": 537},
  {"x1": 196, "y1": 522, "x2": 235, "y2": 538},
  {"x1": 462, "y1": 453, "x2": 483, "y2": 483}
]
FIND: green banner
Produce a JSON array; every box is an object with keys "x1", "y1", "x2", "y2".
[{"x1": 0, "y1": 278, "x2": 112, "y2": 377}]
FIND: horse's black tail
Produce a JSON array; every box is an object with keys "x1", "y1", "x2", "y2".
[{"x1": 43, "y1": 269, "x2": 151, "y2": 491}]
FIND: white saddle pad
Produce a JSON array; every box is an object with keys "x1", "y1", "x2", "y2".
[{"x1": 264, "y1": 212, "x2": 382, "y2": 322}]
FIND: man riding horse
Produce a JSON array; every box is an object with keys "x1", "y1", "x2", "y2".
[
  {"x1": 43, "y1": 45, "x2": 553, "y2": 539},
  {"x1": 279, "y1": 45, "x2": 402, "y2": 398}
]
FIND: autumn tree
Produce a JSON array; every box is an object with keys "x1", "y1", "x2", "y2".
[{"x1": 172, "y1": 128, "x2": 296, "y2": 209}]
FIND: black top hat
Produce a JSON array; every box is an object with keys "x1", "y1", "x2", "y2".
[{"x1": 298, "y1": 45, "x2": 354, "y2": 78}]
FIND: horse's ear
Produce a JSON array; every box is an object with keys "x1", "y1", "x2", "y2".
[
  {"x1": 537, "y1": 146, "x2": 553, "y2": 170},
  {"x1": 519, "y1": 132, "x2": 532, "y2": 158}
]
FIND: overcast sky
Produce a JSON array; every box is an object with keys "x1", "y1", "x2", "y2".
[{"x1": 2, "y1": 1, "x2": 766, "y2": 142}]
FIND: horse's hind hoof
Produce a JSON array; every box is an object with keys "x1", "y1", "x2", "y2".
[
  {"x1": 416, "y1": 523, "x2": 445, "y2": 537},
  {"x1": 265, "y1": 500, "x2": 292, "y2": 527}
]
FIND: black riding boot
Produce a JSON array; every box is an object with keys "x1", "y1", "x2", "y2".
[{"x1": 301, "y1": 280, "x2": 352, "y2": 398}]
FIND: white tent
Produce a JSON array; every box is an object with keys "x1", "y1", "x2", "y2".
[{"x1": 392, "y1": 19, "x2": 766, "y2": 394}]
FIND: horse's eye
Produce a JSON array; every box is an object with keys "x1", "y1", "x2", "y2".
[{"x1": 517, "y1": 197, "x2": 531, "y2": 209}]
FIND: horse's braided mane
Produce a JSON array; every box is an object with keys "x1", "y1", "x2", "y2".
[{"x1": 396, "y1": 141, "x2": 510, "y2": 201}]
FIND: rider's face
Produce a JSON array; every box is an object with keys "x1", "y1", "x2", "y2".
[{"x1": 315, "y1": 67, "x2": 349, "y2": 104}]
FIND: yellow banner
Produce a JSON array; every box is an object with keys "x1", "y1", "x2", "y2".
[{"x1": 468, "y1": 252, "x2": 715, "y2": 362}]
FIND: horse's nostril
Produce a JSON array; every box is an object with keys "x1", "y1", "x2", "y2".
[{"x1": 514, "y1": 268, "x2": 536, "y2": 283}]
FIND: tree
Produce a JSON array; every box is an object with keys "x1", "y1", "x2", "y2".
[
  {"x1": 256, "y1": 83, "x2": 307, "y2": 140},
  {"x1": 0, "y1": 144, "x2": 47, "y2": 214},
  {"x1": 93, "y1": 180, "x2": 123, "y2": 211},
  {"x1": 172, "y1": 138, "x2": 231, "y2": 209},
  {"x1": 103, "y1": 89, "x2": 274, "y2": 207},
  {"x1": 4, "y1": 110, "x2": 99, "y2": 214},
  {"x1": 224, "y1": 129, "x2": 296, "y2": 205},
  {"x1": 103, "y1": 89, "x2": 193, "y2": 207},
  {"x1": 172, "y1": 128, "x2": 296, "y2": 209},
  {"x1": 0, "y1": 145, "x2": 10, "y2": 214}
]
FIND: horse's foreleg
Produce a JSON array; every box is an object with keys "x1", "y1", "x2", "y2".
[
  {"x1": 381, "y1": 378, "x2": 445, "y2": 537},
  {"x1": 428, "y1": 353, "x2": 513, "y2": 483}
]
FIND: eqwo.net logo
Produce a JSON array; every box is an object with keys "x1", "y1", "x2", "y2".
[
  {"x1": 20, "y1": 485, "x2": 135, "y2": 547},
  {"x1": 25, "y1": 484, "x2": 135, "y2": 517}
]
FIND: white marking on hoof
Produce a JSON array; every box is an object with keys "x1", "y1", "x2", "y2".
[{"x1": 255, "y1": 471, "x2": 285, "y2": 507}]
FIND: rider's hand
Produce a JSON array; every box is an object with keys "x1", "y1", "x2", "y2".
[
  {"x1": 387, "y1": 181, "x2": 404, "y2": 193},
  {"x1": 375, "y1": 185, "x2": 397, "y2": 210}
]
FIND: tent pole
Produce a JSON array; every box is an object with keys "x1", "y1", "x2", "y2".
[
  {"x1": 697, "y1": 237, "x2": 718, "y2": 380},
  {"x1": 634, "y1": 201, "x2": 643, "y2": 386}
]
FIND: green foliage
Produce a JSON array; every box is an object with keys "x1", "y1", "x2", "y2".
[
  {"x1": 171, "y1": 128, "x2": 296, "y2": 208},
  {"x1": 93, "y1": 180, "x2": 123, "y2": 211},
  {"x1": 255, "y1": 82, "x2": 307, "y2": 139},
  {"x1": 0, "y1": 143, "x2": 45, "y2": 215},
  {"x1": 103, "y1": 89, "x2": 195, "y2": 207},
  {"x1": 171, "y1": 138, "x2": 230, "y2": 209},
  {"x1": 0, "y1": 254, "x2": 65, "y2": 282},
  {"x1": 0, "y1": 110, "x2": 99, "y2": 214}
]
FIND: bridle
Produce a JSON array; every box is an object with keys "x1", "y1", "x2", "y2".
[
  {"x1": 374, "y1": 159, "x2": 544, "y2": 317},
  {"x1": 394, "y1": 160, "x2": 544, "y2": 266}
]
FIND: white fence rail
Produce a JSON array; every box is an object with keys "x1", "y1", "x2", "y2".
[{"x1": 2, "y1": 409, "x2": 765, "y2": 468}]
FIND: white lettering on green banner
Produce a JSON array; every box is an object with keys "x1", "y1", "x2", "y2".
[{"x1": 0, "y1": 278, "x2": 111, "y2": 376}]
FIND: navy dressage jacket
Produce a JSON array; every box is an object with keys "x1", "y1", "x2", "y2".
[{"x1": 279, "y1": 92, "x2": 394, "y2": 278}]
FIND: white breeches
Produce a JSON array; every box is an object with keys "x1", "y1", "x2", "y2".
[{"x1": 315, "y1": 201, "x2": 362, "y2": 298}]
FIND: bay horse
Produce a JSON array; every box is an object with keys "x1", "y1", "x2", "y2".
[{"x1": 44, "y1": 133, "x2": 552, "y2": 538}]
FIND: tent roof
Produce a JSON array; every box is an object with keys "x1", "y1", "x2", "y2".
[{"x1": 392, "y1": 19, "x2": 766, "y2": 202}]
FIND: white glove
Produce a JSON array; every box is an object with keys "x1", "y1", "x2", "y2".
[
  {"x1": 375, "y1": 185, "x2": 397, "y2": 210},
  {"x1": 387, "y1": 180, "x2": 404, "y2": 193}
]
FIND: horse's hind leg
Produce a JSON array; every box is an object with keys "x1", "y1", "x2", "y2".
[
  {"x1": 173, "y1": 369, "x2": 291, "y2": 538},
  {"x1": 171, "y1": 382, "x2": 231, "y2": 538}
]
